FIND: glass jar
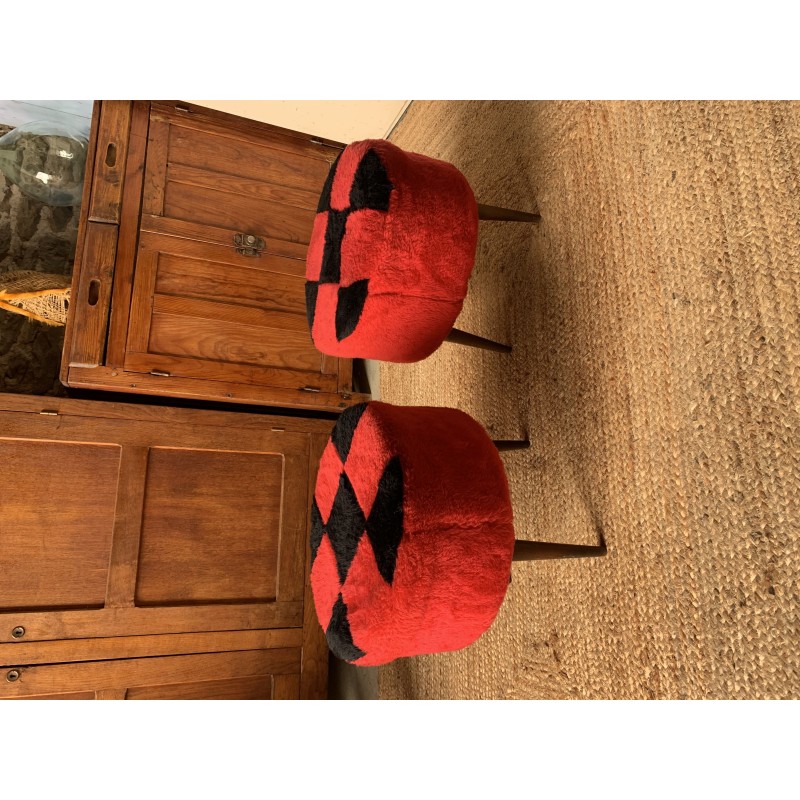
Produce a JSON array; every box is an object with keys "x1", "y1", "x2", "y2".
[{"x1": 0, "y1": 120, "x2": 88, "y2": 206}]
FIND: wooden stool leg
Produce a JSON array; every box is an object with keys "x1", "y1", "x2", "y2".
[
  {"x1": 493, "y1": 440, "x2": 530, "y2": 451},
  {"x1": 445, "y1": 327, "x2": 512, "y2": 353},
  {"x1": 477, "y1": 203, "x2": 541, "y2": 222},
  {"x1": 512, "y1": 539, "x2": 607, "y2": 561}
]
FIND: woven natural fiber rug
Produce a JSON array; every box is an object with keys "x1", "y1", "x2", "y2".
[{"x1": 377, "y1": 101, "x2": 800, "y2": 700}]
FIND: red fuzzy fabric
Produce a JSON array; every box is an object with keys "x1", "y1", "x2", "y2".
[
  {"x1": 310, "y1": 402, "x2": 515, "y2": 666},
  {"x1": 306, "y1": 140, "x2": 478, "y2": 362}
]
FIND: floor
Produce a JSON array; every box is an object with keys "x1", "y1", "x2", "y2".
[
  {"x1": 377, "y1": 100, "x2": 800, "y2": 699},
  {"x1": 329, "y1": 657, "x2": 380, "y2": 700}
]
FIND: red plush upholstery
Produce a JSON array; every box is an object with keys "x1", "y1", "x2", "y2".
[
  {"x1": 305, "y1": 139, "x2": 479, "y2": 363},
  {"x1": 310, "y1": 401, "x2": 515, "y2": 666}
]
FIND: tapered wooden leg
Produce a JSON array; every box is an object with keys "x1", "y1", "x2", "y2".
[
  {"x1": 477, "y1": 203, "x2": 541, "y2": 222},
  {"x1": 445, "y1": 327, "x2": 512, "y2": 353},
  {"x1": 512, "y1": 540, "x2": 608, "y2": 561},
  {"x1": 493, "y1": 440, "x2": 530, "y2": 451}
]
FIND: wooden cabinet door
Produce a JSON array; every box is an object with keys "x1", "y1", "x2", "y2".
[
  {"x1": 0, "y1": 400, "x2": 310, "y2": 644},
  {"x1": 0, "y1": 648, "x2": 302, "y2": 700},
  {"x1": 124, "y1": 103, "x2": 343, "y2": 400}
]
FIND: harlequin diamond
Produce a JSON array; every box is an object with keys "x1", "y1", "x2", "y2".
[
  {"x1": 312, "y1": 402, "x2": 405, "y2": 599},
  {"x1": 326, "y1": 593, "x2": 365, "y2": 662},
  {"x1": 309, "y1": 498, "x2": 324, "y2": 565},
  {"x1": 325, "y1": 472, "x2": 366, "y2": 584},
  {"x1": 330, "y1": 401, "x2": 368, "y2": 462},
  {"x1": 365, "y1": 456, "x2": 404, "y2": 585}
]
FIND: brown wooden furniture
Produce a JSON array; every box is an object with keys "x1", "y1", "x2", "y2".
[
  {"x1": 60, "y1": 101, "x2": 369, "y2": 413},
  {"x1": 0, "y1": 392, "x2": 331, "y2": 699}
]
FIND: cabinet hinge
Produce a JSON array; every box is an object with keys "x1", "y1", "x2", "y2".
[
  {"x1": 150, "y1": 370, "x2": 171, "y2": 377},
  {"x1": 310, "y1": 137, "x2": 342, "y2": 155},
  {"x1": 39, "y1": 409, "x2": 59, "y2": 416},
  {"x1": 300, "y1": 386, "x2": 321, "y2": 393}
]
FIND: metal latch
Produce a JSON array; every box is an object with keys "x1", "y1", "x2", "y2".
[{"x1": 234, "y1": 233, "x2": 265, "y2": 257}]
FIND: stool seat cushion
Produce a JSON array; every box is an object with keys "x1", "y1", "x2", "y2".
[
  {"x1": 310, "y1": 401, "x2": 515, "y2": 666},
  {"x1": 305, "y1": 139, "x2": 479, "y2": 363}
]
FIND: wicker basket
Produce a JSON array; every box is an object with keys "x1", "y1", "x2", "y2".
[{"x1": 0, "y1": 270, "x2": 71, "y2": 326}]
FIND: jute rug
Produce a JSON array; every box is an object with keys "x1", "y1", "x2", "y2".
[{"x1": 377, "y1": 101, "x2": 800, "y2": 700}]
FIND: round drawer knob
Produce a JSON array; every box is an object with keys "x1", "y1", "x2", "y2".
[
  {"x1": 11, "y1": 626, "x2": 24, "y2": 639},
  {"x1": 6, "y1": 670, "x2": 20, "y2": 682}
]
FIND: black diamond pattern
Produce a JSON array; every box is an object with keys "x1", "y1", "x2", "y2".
[
  {"x1": 350, "y1": 149, "x2": 394, "y2": 211},
  {"x1": 336, "y1": 279, "x2": 370, "y2": 341},
  {"x1": 309, "y1": 498, "x2": 324, "y2": 566},
  {"x1": 313, "y1": 409, "x2": 407, "y2": 663},
  {"x1": 365, "y1": 456, "x2": 404, "y2": 585},
  {"x1": 305, "y1": 281, "x2": 319, "y2": 330},
  {"x1": 306, "y1": 148, "x2": 395, "y2": 342},
  {"x1": 318, "y1": 403, "x2": 405, "y2": 587},
  {"x1": 331, "y1": 402, "x2": 369, "y2": 462},
  {"x1": 316, "y1": 153, "x2": 341, "y2": 213},
  {"x1": 326, "y1": 593, "x2": 366, "y2": 662},
  {"x1": 319, "y1": 209, "x2": 348, "y2": 285},
  {"x1": 325, "y1": 472, "x2": 366, "y2": 584}
]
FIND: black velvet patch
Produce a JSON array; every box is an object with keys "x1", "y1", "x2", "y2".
[
  {"x1": 331, "y1": 402, "x2": 368, "y2": 462},
  {"x1": 316, "y1": 153, "x2": 341, "y2": 213},
  {"x1": 319, "y1": 209, "x2": 348, "y2": 285},
  {"x1": 335, "y1": 279, "x2": 370, "y2": 341},
  {"x1": 350, "y1": 149, "x2": 393, "y2": 212},
  {"x1": 365, "y1": 456, "x2": 404, "y2": 585},
  {"x1": 309, "y1": 497, "x2": 324, "y2": 566},
  {"x1": 305, "y1": 281, "x2": 319, "y2": 330},
  {"x1": 326, "y1": 471, "x2": 367, "y2": 583},
  {"x1": 326, "y1": 593, "x2": 366, "y2": 662}
]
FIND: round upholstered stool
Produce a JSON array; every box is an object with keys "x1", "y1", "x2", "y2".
[
  {"x1": 310, "y1": 401, "x2": 606, "y2": 667},
  {"x1": 304, "y1": 139, "x2": 539, "y2": 363}
]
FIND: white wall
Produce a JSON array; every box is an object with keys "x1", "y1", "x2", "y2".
[{"x1": 191, "y1": 100, "x2": 409, "y2": 143}]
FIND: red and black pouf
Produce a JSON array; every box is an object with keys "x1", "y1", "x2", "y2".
[
  {"x1": 304, "y1": 139, "x2": 479, "y2": 363},
  {"x1": 310, "y1": 401, "x2": 515, "y2": 666}
]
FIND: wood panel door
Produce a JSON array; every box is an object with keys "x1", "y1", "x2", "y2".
[
  {"x1": 0, "y1": 648, "x2": 302, "y2": 700},
  {"x1": 124, "y1": 103, "x2": 343, "y2": 400},
  {"x1": 0, "y1": 402, "x2": 310, "y2": 644}
]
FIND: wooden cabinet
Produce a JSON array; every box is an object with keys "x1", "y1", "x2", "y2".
[
  {"x1": 0, "y1": 393, "x2": 331, "y2": 699},
  {"x1": 60, "y1": 101, "x2": 369, "y2": 413},
  {"x1": 2, "y1": 637, "x2": 303, "y2": 700}
]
